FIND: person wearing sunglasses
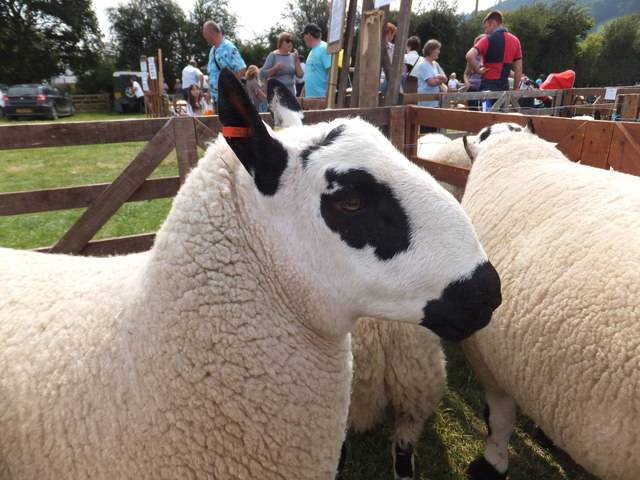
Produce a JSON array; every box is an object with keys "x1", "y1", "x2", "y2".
[{"x1": 259, "y1": 32, "x2": 304, "y2": 97}]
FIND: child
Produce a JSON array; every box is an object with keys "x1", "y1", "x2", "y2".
[{"x1": 245, "y1": 65, "x2": 267, "y2": 112}]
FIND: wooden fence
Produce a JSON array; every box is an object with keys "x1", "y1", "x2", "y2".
[
  {"x1": 1, "y1": 106, "x2": 639, "y2": 257},
  {"x1": 0, "y1": 107, "x2": 402, "y2": 256},
  {"x1": 70, "y1": 94, "x2": 111, "y2": 112},
  {"x1": 401, "y1": 86, "x2": 640, "y2": 119}
]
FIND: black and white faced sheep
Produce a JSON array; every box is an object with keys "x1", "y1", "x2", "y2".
[
  {"x1": 461, "y1": 121, "x2": 640, "y2": 480},
  {"x1": 267, "y1": 80, "x2": 449, "y2": 480},
  {"x1": 0, "y1": 70, "x2": 501, "y2": 479}
]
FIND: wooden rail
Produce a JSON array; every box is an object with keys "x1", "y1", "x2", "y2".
[
  {"x1": 401, "y1": 86, "x2": 640, "y2": 118},
  {"x1": 70, "y1": 93, "x2": 111, "y2": 112},
  {"x1": 408, "y1": 107, "x2": 640, "y2": 190},
  {"x1": 1, "y1": 106, "x2": 639, "y2": 257},
  {"x1": 0, "y1": 108, "x2": 403, "y2": 256}
]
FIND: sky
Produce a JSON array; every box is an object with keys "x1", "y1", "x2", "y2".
[{"x1": 94, "y1": 0, "x2": 498, "y2": 42}]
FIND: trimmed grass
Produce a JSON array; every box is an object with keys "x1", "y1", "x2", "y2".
[
  {"x1": 0, "y1": 112, "x2": 180, "y2": 249},
  {"x1": 0, "y1": 113, "x2": 597, "y2": 479},
  {"x1": 341, "y1": 342, "x2": 596, "y2": 479}
]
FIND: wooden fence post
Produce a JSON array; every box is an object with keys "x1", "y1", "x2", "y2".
[
  {"x1": 49, "y1": 118, "x2": 177, "y2": 254},
  {"x1": 173, "y1": 116, "x2": 200, "y2": 182}
]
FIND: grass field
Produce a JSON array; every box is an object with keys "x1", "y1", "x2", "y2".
[{"x1": 0, "y1": 113, "x2": 597, "y2": 479}]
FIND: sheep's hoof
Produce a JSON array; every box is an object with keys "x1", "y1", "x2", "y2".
[
  {"x1": 392, "y1": 440, "x2": 415, "y2": 480},
  {"x1": 464, "y1": 456, "x2": 507, "y2": 480}
]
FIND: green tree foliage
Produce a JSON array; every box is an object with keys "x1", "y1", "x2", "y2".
[
  {"x1": 504, "y1": 4, "x2": 550, "y2": 79},
  {"x1": 238, "y1": 25, "x2": 290, "y2": 69},
  {"x1": 75, "y1": 56, "x2": 120, "y2": 94},
  {"x1": 184, "y1": 0, "x2": 239, "y2": 76},
  {"x1": 575, "y1": 33, "x2": 603, "y2": 86},
  {"x1": 537, "y1": 0, "x2": 593, "y2": 74},
  {"x1": 285, "y1": 0, "x2": 331, "y2": 58},
  {"x1": 594, "y1": 13, "x2": 640, "y2": 87},
  {"x1": 107, "y1": 0, "x2": 189, "y2": 86},
  {"x1": 0, "y1": 0, "x2": 102, "y2": 84}
]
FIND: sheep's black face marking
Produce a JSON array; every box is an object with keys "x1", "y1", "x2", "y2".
[
  {"x1": 422, "y1": 261, "x2": 502, "y2": 341},
  {"x1": 301, "y1": 125, "x2": 347, "y2": 169},
  {"x1": 320, "y1": 168, "x2": 411, "y2": 261},
  {"x1": 478, "y1": 123, "x2": 523, "y2": 143}
]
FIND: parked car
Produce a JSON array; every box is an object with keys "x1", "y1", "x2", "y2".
[
  {"x1": 3, "y1": 84, "x2": 75, "y2": 120},
  {"x1": 0, "y1": 84, "x2": 8, "y2": 117}
]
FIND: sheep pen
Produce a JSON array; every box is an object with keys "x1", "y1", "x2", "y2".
[{"x1": 0, "y1": 70, "x2": 502, "y2": 479}]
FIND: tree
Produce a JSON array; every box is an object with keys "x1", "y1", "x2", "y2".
[
  {"x1": 537, "y1": 0, "x2": 593, "y2": 74},
  {"x1": 183, "y1": 0, "x2": 239, "y2": 73},
  {"x1": 107, "y1": 0, "x2": 189, "y2": 86},
  {"x1": 285, "y1": 0, "x2": 331, "y2": 58},
  {"x1": 595, "y1": 13, "x2": 640, "y2": 87},
  {"x1": 0, "y1": 0, "x2": 102, "y2": 84},
  {"x1": 575, "y1": 33, "x2": 603, "y2": 87}
]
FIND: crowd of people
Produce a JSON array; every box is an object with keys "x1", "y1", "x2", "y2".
[
  {"x1": 159, "y1": 9, "x2": 529, "y2": 117},
  {"x1": 163, "y1": 20, "x2": 330, "y2": 117}
]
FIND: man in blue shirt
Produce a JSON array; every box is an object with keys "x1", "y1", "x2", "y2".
[
  {"x1": 300, "y1": 23, "x2": 332, "y2": 98},
  {"x1": 202, "y1": 20, "x2": 246, "y2": 108}
]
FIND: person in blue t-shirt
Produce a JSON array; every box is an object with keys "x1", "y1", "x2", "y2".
[
  {"x1": 202, "y1": 20, "x2": 247, "y2": 108},
  {"x1": 300, "y1": 23, "x2": 332, "y2": 98}
]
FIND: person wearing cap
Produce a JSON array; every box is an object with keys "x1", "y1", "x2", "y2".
[
  {"x1": 202, "y1": 20, "x2": 247, "y2": 108},
  {"x1": 300, "y1": 23, "x2": 331, "y2": 98}
]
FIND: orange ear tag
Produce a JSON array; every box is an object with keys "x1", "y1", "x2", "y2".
[{"x1": 222, "y1": 127, "x2": 252, "y2": 138}]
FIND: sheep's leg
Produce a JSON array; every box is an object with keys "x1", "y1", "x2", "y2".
[
  {"x1": 391, "y1": 438, "x2": 415, "y2": 480},
  {"x1": 466, "y1": 390, "x2": 516, "y2": 480}
]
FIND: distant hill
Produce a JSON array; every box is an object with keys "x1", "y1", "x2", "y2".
[{"x1": 486, "y1": 0, "x2": 636, "y2": 27}]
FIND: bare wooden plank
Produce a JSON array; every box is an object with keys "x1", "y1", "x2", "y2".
[
  {"x1": 0, "y1": 177, "x2": 180, "y2": 216},
  {"x1": 608, "y1": 124, "x2": 640, "y2": 176},
  {"x1": 580, "y1": 122, "x2": 614, "y2": 169},
  {"x1": 304, "y1": 107, "x2": 391, "y2": 126},
  {"x1": 404, "y1": 106, "x2": 419, "y2": 157},
  {"x1": 619, "y1": 94, "x2": 640, "y2": 121},
  {"x1": 194, "y1": 119, "x2": 218, "y2": 150},
  {"x1": 49, "y1": 118, "x2": 176, "y2": 254},
  {"x1": 409, "y1": 156, "x2": 470, "y2": 188},
  {"x1": 336, "y1": 0, "x2": 357, "y2": 108},
  {"x1": 388, "y1": 106, "x2": 405, "y2": 151},
  {"x1": 172, "y1": 116, "x2": 199, "y2": 182},
  {"x1": 0, "y1": 118, "x2": 169, "y2": 150},
  {"x1": 555, "y1": 122, "x2": 586, "y2": 162},
  {"x1": 35, "y1": 233, "x2": 156, "y2": 256}
]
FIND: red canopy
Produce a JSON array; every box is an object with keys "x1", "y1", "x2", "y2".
[{"x1": 540, "y1": 70, "x2": 575, "y2": 90}]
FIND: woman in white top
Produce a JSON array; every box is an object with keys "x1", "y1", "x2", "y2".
[
  {"x1": 260, "y1": 32, "x2": 304, "y2": 96},
  {"x1": 447, "y1": 72, "x2": 460, "y2": 91}
]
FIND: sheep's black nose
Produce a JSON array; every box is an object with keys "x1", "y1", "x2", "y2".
[{"x1": 421, "y1": 261, "x2": 501, "y2": 342}]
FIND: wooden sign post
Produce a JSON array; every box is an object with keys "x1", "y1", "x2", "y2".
[
  {"x1": 140, "y1": 49, "x2": 169, "y2": 118},
  {"x1": 326, "y1": 0, "x2": 346, "y2": 108}
]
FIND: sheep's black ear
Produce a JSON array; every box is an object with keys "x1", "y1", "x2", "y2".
[
  {"x1": 463, "y1": 135, "x2": 480, "y2": 162},
  {"x1": 267, "y1": 78, "x2": 304, "y2": 128},
  {"x1": 526, "y1": 117, "x2": 536, "y2": 134},
  {"x1": 218, "y1": 68, "x2": 288, "y2": 196}
]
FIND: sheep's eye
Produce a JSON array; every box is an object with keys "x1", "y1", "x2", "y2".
[{"x1": 337, "y1": 198, "x2": 365, "y2": 212}]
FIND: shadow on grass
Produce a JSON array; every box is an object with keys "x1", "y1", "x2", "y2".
[{"x1": 341, "y1": 341, "x2": 597, "y2": 480}]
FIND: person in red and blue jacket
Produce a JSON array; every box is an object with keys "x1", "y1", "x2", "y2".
[{"x1": 465, "y1": 10, "x2": 522, "y2": 93}]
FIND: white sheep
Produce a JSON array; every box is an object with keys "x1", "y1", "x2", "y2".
[
  {"x1": 461, "y1": 121, "x2": 640, "y2": 480},
  {"x1": 268, "y1": 83, "x2": 447, "y2": 480},
  {"x1": 0, "y1": 71, "x2": 502, "y2": 479},
  {"x1": 347, "y1": 319, "x2": 445, "y2": 480},
  {"x1": 430, "y1": 137, "x2": 474, "y2": 201}
]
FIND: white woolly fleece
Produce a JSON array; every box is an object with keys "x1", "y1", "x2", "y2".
[
  {"x1": 348, "y1": 317, "x2": 445, "y2": 445},
  {"x1": 461, "y1": 132, "x2": 640, "y2": 479}
]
